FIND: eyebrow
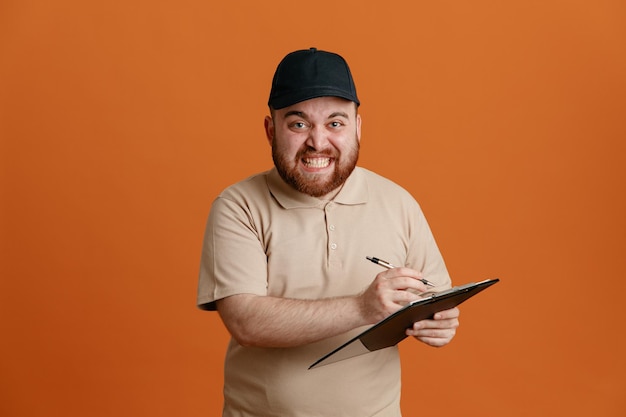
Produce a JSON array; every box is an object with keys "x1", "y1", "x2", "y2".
[
  {"x1": 283, "y1": 111, "x2": 350, "y2": 119},
  {"x1": 284, "y1": 111, "x2": 305, "y2": 118},
  {"x1": 328, "y1": 112, "x2": 350, "y2": 119}
]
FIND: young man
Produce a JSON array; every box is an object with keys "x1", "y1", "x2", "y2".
[{"x1": 198, "y1": 48, "x2": 459, "y2": 417}]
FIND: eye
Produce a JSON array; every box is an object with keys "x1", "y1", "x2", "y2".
[
  {"x1": 290, "y1": 121, "x2": 307, "y2": 129},
  {"x1": 329, "y1": 121, "x2": 344, "y2": 128}
]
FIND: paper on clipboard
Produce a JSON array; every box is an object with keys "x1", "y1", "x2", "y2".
[{"x1": 309, "y1": 278, "x2": 499, "y2": 369}]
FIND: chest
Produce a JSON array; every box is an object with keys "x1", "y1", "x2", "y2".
[{"x1": 257, "y1": 202, "x2": 411, "y2": 299}]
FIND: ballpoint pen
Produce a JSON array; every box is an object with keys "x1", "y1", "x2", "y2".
[{"x1": 366, "y1": 256, "x2": 435, "y2": 287}]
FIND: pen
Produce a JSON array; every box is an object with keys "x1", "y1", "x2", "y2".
[{"x1": 366, "y1": 256, "x2": 436, "y2": 287}]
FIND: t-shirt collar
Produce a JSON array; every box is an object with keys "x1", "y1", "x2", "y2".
[{"x1": 267, "y1": 167, "x2": 368, "y2": 209}]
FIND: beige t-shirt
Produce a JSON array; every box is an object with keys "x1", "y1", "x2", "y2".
[{"x1": 198, "y1": 167, "x2": 450, "y2": 416}]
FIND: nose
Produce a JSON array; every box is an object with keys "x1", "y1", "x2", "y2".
[{"x1": 305, "y1": 125, "x2": 329, "y2": 150}]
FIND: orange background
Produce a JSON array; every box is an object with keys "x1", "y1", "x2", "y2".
[{"x1": 1, "y1": 1, "x2": 625, "y2": 416}]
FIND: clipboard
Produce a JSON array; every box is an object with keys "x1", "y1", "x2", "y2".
[{"x1": 309, "y1": 278, "x2": 499, "y2": 369}]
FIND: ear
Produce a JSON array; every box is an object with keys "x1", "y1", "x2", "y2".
[
  {"x1": 264, "y1": 116, "x2": 274, "y2": 146},
  {"x1": 356, "y1": 113, "x2": 362, "y2": 143}
]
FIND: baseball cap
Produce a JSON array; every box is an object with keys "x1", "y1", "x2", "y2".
[{"x1": 268, "y1": 47, "x2": 360, "y2": 109}]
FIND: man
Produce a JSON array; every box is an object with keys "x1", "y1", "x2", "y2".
[{"x1": 198, "y1": 47, "x2": 460, "y2": 417}]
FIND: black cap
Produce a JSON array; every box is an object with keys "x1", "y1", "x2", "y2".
[{"x1": 268, "y1": 48, "x2": 360, "y2": 110}]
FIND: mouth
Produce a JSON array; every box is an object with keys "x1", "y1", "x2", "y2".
[{"x1": 302, "y1": 157, "x2": 332, "y2": 169}]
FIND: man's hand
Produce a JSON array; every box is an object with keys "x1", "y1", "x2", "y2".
[
  {"x1": 406, "y1": 307, "x2": 460, "y2": 347},
  {"x1": 358, "y1": 267, "x2": 428, "y2": 324}
]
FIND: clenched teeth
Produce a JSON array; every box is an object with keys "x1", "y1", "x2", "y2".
[{"x1": 303, "y1": 158, "x2": 331, "y2": 168}]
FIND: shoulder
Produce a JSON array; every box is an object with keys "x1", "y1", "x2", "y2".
[
  {"x1": 357, "y1": 167, "x2": 418, "y2": 202},
  {"x1": 350, "y1": 167, "x2": 426, "y2": 222},
  {"x1": 218, "y1": 170, "x2": 272, "y2": 202},
  {"x1": 205, "y1": 171, "x2": 274, "y2": 223}
]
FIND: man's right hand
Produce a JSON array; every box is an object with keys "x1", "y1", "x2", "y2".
[{"x1": 358, "y1": 267, "x2": 428, "y2": 323}]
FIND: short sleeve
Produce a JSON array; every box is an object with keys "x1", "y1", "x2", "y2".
[{"x1": 197, "y1": 196, "x2": 269, "y2": 310}]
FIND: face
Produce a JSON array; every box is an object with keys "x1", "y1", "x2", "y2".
[{"x1": 264, "y1": 96, "x2": 362, "y2": 198}]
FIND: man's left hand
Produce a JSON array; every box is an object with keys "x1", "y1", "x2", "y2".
[{"x1": 406, "y1": 307, "x2": 460, "y2": 347}]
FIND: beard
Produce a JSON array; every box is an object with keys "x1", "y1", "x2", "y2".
[{"x1": 272, "y1": 134, "x2": 360, "y2": 198}]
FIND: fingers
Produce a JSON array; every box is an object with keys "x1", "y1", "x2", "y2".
[
  {"x1": 405, "y1": 307, "x2": 460, "y2": 347},
  {"x1": 378, "y1": 267, "x2": 429, "y2": 293},
  {"x1": 361, "y1": 267, "x2": 432, "y2": 324},
  {"x1": 377, "y1": 274, "x2": 428, "y2": 309},
  {"x1": 406, "y1": 324, "x2": 458, "y2": 347},
  {"x1": 433, "y1": 307, "x2": 460, "y2": 320},
  {"x1": 411, "y1": 331, "x2": 457, "y2": 347}
]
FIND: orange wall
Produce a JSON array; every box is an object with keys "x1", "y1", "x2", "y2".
[{"x1": 1, "y1": 1, "x2": 625, "y2": 416}]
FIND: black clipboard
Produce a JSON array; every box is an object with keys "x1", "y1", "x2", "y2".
[{"x1": 309, "y1": 278, "x2": 499, "y2": 369}]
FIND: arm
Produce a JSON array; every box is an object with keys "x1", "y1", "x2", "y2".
[
  {"x1": 403, "y1": 199, "x2": 460, "y2": 347},
  {"x1": 216, "y1": 267, "x2": 429, "y2": 348}
]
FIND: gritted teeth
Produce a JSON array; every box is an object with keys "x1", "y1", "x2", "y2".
[{"x1": 303, "y1": 157, "x2": 331, "y2": 168}]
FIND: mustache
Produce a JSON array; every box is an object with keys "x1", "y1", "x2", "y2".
[{"x1": 296, "y1": 148, "x2": 337, "y2": 159}]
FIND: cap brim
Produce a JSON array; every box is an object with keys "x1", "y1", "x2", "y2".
[{"x1": 269, "y1": 87, "x2": 360, "y2": 109}]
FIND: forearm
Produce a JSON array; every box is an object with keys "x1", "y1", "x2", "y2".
[
  {"x1": 216, "y1": 293, "x2": 368, "y2": 348},
  {"x1": 216, "y1": 268, "x2": 431, "y2": 348}
]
